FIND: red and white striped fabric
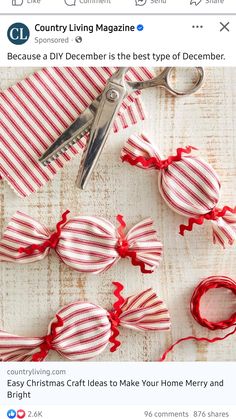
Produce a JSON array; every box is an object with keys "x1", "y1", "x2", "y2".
[
  {"x1": 0, "y1": 283, "x2": 171, "y2": 362},
  {"x1": 0, "y1": 210, "x2": 163, "y2": 274},
  {"x1": 0, "y1": 67, "x2": 154, "y2": 198},
  {"x1": 121, "y1": 134, "x2": 236, "y2": 247}
]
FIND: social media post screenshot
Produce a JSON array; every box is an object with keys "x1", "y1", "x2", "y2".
[{"x1": 0, "y1": 1, "x2": 236, "y2": 418}]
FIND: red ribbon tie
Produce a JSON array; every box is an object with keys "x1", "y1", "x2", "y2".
[
  {"x1": 108, "y1": 282, "x2": 125, "y2": 353},
  {"x1": 122, "y1": 146, "x2": 197, "y2": 170},
  {"x1": 179, "y1": 206, "x2": 236, "y2": 236},
  {"x1": 116, "y1": 214, "x2": 152, "y2": 274},
  {"x1": 18, "y1": 210, "x2": 70, "y2": 255},
  {"x1": 32, "y1": 315, "x2": 64, "y2": 362}
]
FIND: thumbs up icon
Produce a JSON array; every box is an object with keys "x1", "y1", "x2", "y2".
[
  {"x1": 12, "y1": 0, "x2": 24, "y2": 5},
  {"x1": 7, "y1": 410, "x2": 17, "y2": 419}
]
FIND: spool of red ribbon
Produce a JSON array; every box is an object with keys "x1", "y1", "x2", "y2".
[{"x1": 160, "y1": 276, "x2": 236, "y2": 361}]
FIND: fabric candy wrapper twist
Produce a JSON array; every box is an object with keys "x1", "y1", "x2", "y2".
[
  {"x1": 121, "y1": 134, "x2": 236, "y2": 247},
  {"x1": 160, "y1": 276, "x2": 236, "y2": 361},
  {"x1": 0, "y1": 67, "x2": 154, "y2": 198},
  {"x1": 0, "y1": 210, "x2": 163, "y2": 274},
  {"x1": 0, "y1": 282, "x2": 171, "y2": 362}
]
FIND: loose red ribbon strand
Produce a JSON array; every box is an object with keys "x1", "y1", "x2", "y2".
[
  {"x1": 18, "y1": 210, "x2": 70, "y2": 255},
  {"x1": 159, "y1": 276, "x2": 236, "y2": 362},
  {"x1": 116, "y1": 214, "x2": 153, "y2": 274},
  {"x1": 32, "y1": 315, "x2": 64, "y2": 362},
  {"x1": 108, "y1": 282, "x2": 125, "y2": 352},
  {"x1": 179, "y1": 206, "x2": 236, "y2": 236},
  {"x1": 122, "y1": 146, "x2": 197, "y2": 170}
]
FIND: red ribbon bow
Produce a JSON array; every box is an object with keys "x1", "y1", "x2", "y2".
[
  {"x1": 116, "y1": 215, "x2": 154, "y2": 274},
  {"x1": 179, "y1": 206, "x2": 236, "y2": 236},
  {"x1": 32, "y1": 315, "x2": 64, "y2": 362},
  {"x1": 122, "y1": 146, "x2": 196, "y2": 170},
  {"x1": 108, "y1": 282, "x2": 125, "y2": 352},
  {"x1": 18, "y1": 210, "x2": 70, "y2": 255}
]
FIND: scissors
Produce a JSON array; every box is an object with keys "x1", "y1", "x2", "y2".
[{"x1": 39, "y1": 67, "x2": 205, "y2": 189}]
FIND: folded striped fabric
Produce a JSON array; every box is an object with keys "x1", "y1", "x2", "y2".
[
  {"x1": 0, "y1": 282, "x2": 171, "y2": 362},
  {"x1": 121, "y1": 134, "x2": 236, "y2": 247},
  {"x1": 0, "y1": 67, "x2": 153, "y2": 197},
  {"x1": 0, "y1": 210, "x2": 163, "y2": 274}
]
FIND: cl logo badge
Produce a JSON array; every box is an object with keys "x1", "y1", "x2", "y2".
[{"x1": 7, "y1": 22, "x2": 30, "y2": 44}]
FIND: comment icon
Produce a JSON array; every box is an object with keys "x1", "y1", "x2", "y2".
[{"x1": 65, "y1": 0, "x2": 76, "y2": 5}]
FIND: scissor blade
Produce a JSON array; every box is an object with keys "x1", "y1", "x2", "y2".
[
  {"x1": 39, "y1": 100, "x2": 99, "y2": 165},
  {"x1": 77, "y1": 82, "x2": 126, "y2": 189}
]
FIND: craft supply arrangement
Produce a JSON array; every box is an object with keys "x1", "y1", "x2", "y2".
[{"x1": 0, "y1": 66, "x2": 235, "y2": 362}]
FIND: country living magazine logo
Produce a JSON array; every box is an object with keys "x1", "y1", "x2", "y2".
[{"x1": 7, "y1": 22, "x2": 30, "y2": 44}]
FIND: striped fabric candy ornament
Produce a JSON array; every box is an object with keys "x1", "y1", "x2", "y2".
[
  {"x1": 0, "y1": 67, "x2": 153, "y2": 198},
  {"x1": 0, "y1": 282, "x2": 171, "y2": 362},
  {"x1": 121, "y1": 134, "x2": 236, "y2": 247},
  {"x1": 0, "y1": 210, "x2": 163, "y2": 274}
]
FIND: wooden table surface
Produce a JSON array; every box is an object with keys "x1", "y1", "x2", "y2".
[{"x1": 0, "y1": 67, "x2": 235, "y2": 362}]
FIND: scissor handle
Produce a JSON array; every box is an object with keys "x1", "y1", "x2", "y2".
[{"x1": 127, "y1": 67, "x2": 205, "y2": 97}]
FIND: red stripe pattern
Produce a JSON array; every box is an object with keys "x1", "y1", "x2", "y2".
[
  {"x1": 0, "y1": 284, "x2": 171, "y2": 362},
  {"x1": 0, "y1": 67, "x2": 153, "y2": 198},
  {"x1": 121, "y1": 134, "x2": 236, "y2": 247},
  {"x1": 0, "y1": 211, "x2": 163, "y2": 274}
]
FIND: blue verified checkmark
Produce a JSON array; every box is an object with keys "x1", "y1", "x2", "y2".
[{"x1": 137, "y1": 24, "x2": 144, "y2": 31}]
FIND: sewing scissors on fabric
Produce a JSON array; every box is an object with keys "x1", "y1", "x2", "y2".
[{"x1": 39, "y1": 67, "x2": 205, "y2": 190}]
